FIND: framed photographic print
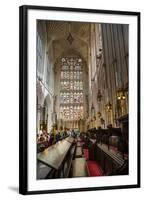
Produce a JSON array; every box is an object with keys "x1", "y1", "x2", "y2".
[{"x1": 19, "y1": 5, "x2": 140, "y2": 195}]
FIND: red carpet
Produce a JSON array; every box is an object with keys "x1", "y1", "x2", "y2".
[
  {"x1": 110, "y1": 145, "x2": 118, "y2": 152},
  {"x1": 83, "y1": 149, "x2": 89, "y2": 160},
  {"x1": 80, "y1": 141, "x2": 85, "y2": 145},
  {"x1": 86, "y1": 161, "x2": 103, "y2": 176}
]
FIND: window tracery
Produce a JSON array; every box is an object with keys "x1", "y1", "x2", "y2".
[{"x1": 60, "y1": 57, "x2": 84, "y2": 120}]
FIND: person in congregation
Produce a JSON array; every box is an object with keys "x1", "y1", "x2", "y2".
[
  {"x1": 49, "y1": 133, "x2": 54, "y2": 146},
  {"x1": 63, "y1": 129, "x2": 67, "y2": 137},
  {"x1": 71, "y1": 129, "x2": 76, "y2": 138},
  {"x1": 39, "y1": 133, "x2": 45, "y2": 142},
  {"x1": 55, "y1": 131, "x2": 61, "y2": 142}
]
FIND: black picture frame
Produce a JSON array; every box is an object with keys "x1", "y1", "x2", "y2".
[{"x1": 19, "y1": 5, "x2": 141, "y2": 195}]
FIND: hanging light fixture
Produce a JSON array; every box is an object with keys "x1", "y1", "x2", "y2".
[
  {"x1": 91, "y1": 104, "x2": 95, "y2": 118},
  {"x1": 93, "y1": 116, "x2": 96, "y2": 120},
  {"x1": 116, "y1": 88, "x2": 126, "y2": 100},
  {"x1": 67, "y1": 22, "x2": 74, "y2": 45},
  {"x1": 106, "y1": 101, "x2": 112, "y2": 112},
  {"x1": 97, "y1": 89, "x2": 102, "y2": 102},
  {"x1": 97, "y1": 111, "x2": 102, "y2": 118}
]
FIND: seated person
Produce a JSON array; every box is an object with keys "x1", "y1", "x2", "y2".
[
  {"x1": 39, "y1": 134, "x2": 45, "y2": 142},
  {"x1": 49, "y1": 133, "x2": 54, "y2": 146},
  {"x1": 55, "y1": 132, "x2": 61, "y2": 142}
]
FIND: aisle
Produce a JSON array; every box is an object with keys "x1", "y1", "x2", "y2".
[
  {"x1": 72, "y1": 157, "x2": 88, "y2": 177},
  {"x1": 72, "y1": 137, "x2": 88, "y2": 177}
]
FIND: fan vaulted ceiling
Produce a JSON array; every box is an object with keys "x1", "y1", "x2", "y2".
[{"x1": 45, "y1": 21, "x2": 91, "y2": 63}]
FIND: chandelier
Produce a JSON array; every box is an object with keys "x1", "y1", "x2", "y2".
[
  {"x1": 67, "y1": 22, "x2": 74, "y2": 45},
  {"x1": 97, "y1": 89, "x2": 102, "y2": 102},
  {"x1": 105, "y1": 101, "x2": 112, "y2": 112},
  {"x1": 116, "y1": 88, "x2": 126, "y2": 100}
]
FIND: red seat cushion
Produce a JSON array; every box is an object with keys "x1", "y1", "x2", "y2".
[{"x1": 87, "y1": 161, "x2": 103, "y2": 176}]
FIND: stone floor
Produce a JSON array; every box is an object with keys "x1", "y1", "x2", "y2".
[{"x1": 72, "y1": 157, "x2": 88, "y2": 177}]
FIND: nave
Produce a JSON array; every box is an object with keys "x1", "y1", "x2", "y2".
[{"x1": 36, "y1": 20, "x2": 129, "y2": 179}]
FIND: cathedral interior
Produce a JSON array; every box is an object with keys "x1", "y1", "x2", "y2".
[{"x1": 36, "y1": 20, "x2": 129, "y2": 179}]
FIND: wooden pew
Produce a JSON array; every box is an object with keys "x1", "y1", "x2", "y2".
[
  {"x1": 37, "y1": 137, "x2": 75, "y2": 179},
  {"x1": 95, "y1": 143, "x2": 128, "y2": 175},
  {"x1": 63, "y1": 144, "x2": 76, "y2": 178},
  {"x1": 80, "y1": 129, "x2": 128, "y2": 177},
  {"x1": 95, "y1": 127, "x2": 128, "y2": 156},
  {"x1": 37, "y1": 161, "x2": 55, "y2": 179}
]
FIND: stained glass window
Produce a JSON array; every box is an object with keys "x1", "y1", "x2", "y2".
[{"x1": 60, "y1": 57, "x2": 84, "y2": 120}]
